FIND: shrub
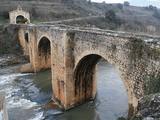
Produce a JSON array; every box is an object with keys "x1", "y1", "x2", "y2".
[
  {"x1": 144, "y1": 74, "x2": 160, "y2": 95},
  {"x1": 153, "y1": 9, "x2": 160, "y2": 19},
  {"x1": 148, "y1": 5, "x2": 157, "y2": 10},
  {"x1": 124, "y1": 1, "x2": 130, "y2": 6},
  {"x1": 105, "y1": 10, "x2": 116, "y2": 21},
  {"x1": 117, "y1": 3, "x2": 123, "y2": 10}
]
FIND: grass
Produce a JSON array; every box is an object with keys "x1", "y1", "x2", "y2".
[
  {"x1": 0, "y1": 17, "x2": 8, "y2": 25},
  {"x1": 32, "y1": 19, "x2": 46, "y2": 24}
]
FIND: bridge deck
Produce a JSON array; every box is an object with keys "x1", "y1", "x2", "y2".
[{"x1": 13, "y1": 23, "x2": 160, "y2": 46}]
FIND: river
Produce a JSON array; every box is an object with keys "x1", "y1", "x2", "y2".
[{"x1": 0, "y1": 60, "x2": 128, "y2": 120}]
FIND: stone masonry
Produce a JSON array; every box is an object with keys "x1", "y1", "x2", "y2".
[
  {"x1": 15, "y1": 24, "x2": 160, "y2": 117},
  {"x1": 9, "y1": 6, "x2": 30, "y2": 24}
]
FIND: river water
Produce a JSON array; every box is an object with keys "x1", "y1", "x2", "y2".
[{"x1": 0, "y1": 60, "x2": 128, "y2": 120}]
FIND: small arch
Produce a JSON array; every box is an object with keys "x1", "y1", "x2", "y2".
[
  {"x1": 38, "y1": 36, "x2": 51, "y2": 70},
  {"x1": 16, "y1": 15, "x2": 28, "y2": 24},
  {"x1": 38, "y1": 37, "x2": 51, "y2": 56},
  {"x1": 24, "y1": 32, "x2": 29, "y2": 43}
]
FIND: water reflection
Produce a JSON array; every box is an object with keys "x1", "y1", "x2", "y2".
[
  {"x1": 96, "y1": 60, "x2": 128, "y2": 120},
  {"x1": 0, "y1": 60, "x2": 128, "y2": 120}
]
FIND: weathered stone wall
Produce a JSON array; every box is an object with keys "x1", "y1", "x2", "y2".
[
  {"x1": 18, "y1": 26, "x2": 29, "y2": 56},
  {"x1": 63, "y1": 31, "x2": 141, "y2": 112},
  {"x1": 9, "y1": 7, "x2": 30, "y2": 24},
  {"x1": 61, "y1": 29, "x2": 160, "y2": 115},
  {"x1": 0, "y1": 24, "x2": 20, "y2": 54},
  {"x1": 18, "y1": 25, "x2": 67, "y2": 105},
  {"x1": 26, "y1": 26, "x2": 52, "y2": 71},
  {"x1": 17, "y1": 25, "x2": 53, "y2": 72},
  {"x1": 16, "y1": 24, "x2": 160, "y2": 116}
]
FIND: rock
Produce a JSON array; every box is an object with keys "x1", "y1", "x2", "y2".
[
  {"x1": 19, "y1": 63, "x2": 34, "y2": 73},
  {"x1": 143, "y1": 117, "x2": 154, "y2": 120},
  {"x1": 137, "y1": 93, "x2": 160, "y2": 119},
  {"x1": 0, "y1": 92, "x2": 8, "y2": 120},
  {"x1": 0, "y1": 54, "x2": 28, "y2": 68}
]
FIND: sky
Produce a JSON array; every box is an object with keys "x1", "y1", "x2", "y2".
[{"x1": 92, "y1": 0, "x2": 160, "y2": 8}]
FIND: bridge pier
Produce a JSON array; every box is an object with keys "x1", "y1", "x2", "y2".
[
  {"x1": 50, "y1": 31, "x2": 140, "y2": 117},
  {"x1": 51, "y1": 32, "x2": 76, "y2": 109}
]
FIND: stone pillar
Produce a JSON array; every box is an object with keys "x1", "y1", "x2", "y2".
[
  {"x1": 64, "y1": 32, "x2": 75, "y2": 109},
  {"x1": 52, "y1": 32, "x2": 68, "y2": 108},
  {"x1": 51, "y1": 32, "x2": 76, "y2": 109},
  {"x1": 28, "y1": 28, "x2": 40, "y2": 72}
]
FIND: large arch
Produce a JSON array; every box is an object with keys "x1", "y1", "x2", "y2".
[
  {"x1": 74, "y1": 54, "x2": 101, "y2": 101},
  {"x1": 73, "y1": 53, "x2": 134, "y2": 117},
  {"x1": 37, "y1": 36, "x2": 51, "y2": 70}
]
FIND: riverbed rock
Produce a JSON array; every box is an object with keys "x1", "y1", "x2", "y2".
[
  {"x1": 0, "y1": 54, "x2": 27, "y2": 68},
  {"x1": 0, "y1": 92, "x2": 8, "y2": 120},
  {"x1": 143, "y1": 117, "x2": 154, "y2": 120},
  {"x1": 137, "y1": 93, "x2": 160, "y2": 119},
  {"x1": 19, "y1": 63, "x2": 34, "y2": 73}
]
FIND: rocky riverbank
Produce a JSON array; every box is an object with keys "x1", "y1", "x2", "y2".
[
  {"x1": 0, "y1": 54, "x2": 28, "y2": 68},
  {"x1": 136, "y1": 93, "x2": 160, "y2": 120},
  {"x1": 118, "y1": 93, "x2": 160, "y2": 120}
]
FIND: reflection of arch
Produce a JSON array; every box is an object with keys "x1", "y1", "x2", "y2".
[
  {"x1": 16, "y1": 15, "x2": 28, "y2": 24},
  {"x1": 74, "y1": 53, "x2": 132, "y2": 115}
]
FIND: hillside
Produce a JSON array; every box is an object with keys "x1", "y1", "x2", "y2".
[
  {"x1": 0, "y1": 0, "x2": 160, "y2": 34},
  {"x1": 0, "y1": 0, "x2": 104, "y2": 22}
]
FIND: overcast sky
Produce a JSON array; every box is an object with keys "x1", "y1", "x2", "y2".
[{"x1": 92, "y1": 0, "x2": 160, "y2": 8}]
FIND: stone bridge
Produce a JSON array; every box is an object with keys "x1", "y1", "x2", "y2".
[{"x1": 16, "y1": 24, "x2": 160, "y2": 116}]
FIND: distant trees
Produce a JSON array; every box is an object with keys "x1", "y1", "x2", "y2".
[
  {"x1": 144, "y1": 5, "x2": 160, "y2": 20},
  {"x1": 123, "y1": 1, "x2": 130, "y2": 6},
  {"x1": 149, "y1": 5, "x2": 157, "y2": 10},
  {"x1": 142, "y1": 5, "x2": 160, "y2": 20},
  {"x1": 117, "y1": 3, "x2": 123, "y2": 10},
  {"x1": 145, "y1": 5, "x2": 157, "y2": 11},
  {"x1": 31, "y1": 7, "x2": 38, "y2": 18},
  {"x1": 2, "y1": 12, "x2": 9, "y2": 19},
  {"x1": 87, "y1": 0, "x2": 91, "y2": 4},
  {"x1": 105, "y1": 9, "x2": 122, "y2": 30},
  {"x1": 102, "y1": 1, "x2": 106, "y2": 4},
  {"x1": 153, "y1": 9, "x2": 160, "y2": 19},
  {"x1": 105, "y1": 10, "x2": 116, "y2": 21}
]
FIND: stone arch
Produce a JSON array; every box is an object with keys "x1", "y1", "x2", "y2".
[
  {"x1": 37, "y1": 36, "x2": 51, "y2": 70},
  {"x1": 38, "y1": 37, "x2": 51, "y2": 55},
  {"x1": 9, "y1": 6, "x2": 30, "y2": 24},
  {"x1": 74, "y1": 54, "x2": 101, "y2": 99},
  {"x1": 16, "y1": 15, "x2": 28, "y2": 24},
  {"x1": 73, "y1": 53, "x2": 135, "y2": 117}
]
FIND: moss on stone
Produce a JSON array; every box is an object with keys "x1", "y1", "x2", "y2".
[
  {"x1": 0, "y1": 25, "x2": 21, "y2": 55},
  {"x1": 144, "y1": 74, "x2": 160, "y2": 95}
]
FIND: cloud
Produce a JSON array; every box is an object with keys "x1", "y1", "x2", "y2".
[
  {"x1": 129, "y1": 0, "x2": 160, "y2": 7},
  {"x1": 92, "y1": 0, "x2": 128, "y2": 3},
  {"x1": 150, "y1": 0, "x2": 159, "y2": 1},
  {"x1": 91, "y1": 0, "x2": 160, "y2": 8}
]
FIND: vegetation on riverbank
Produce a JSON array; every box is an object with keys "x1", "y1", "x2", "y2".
[{"x1": 0, "y1": 25, "x2": 21, "y2": 55}]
